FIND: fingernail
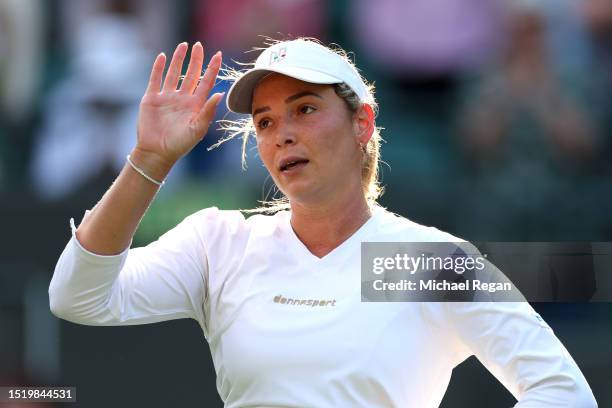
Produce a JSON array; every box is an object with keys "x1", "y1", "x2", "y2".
[{"x1": 195, "y1": 41, "x2": 201, "y2": 47}]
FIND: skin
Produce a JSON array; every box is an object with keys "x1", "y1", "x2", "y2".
[
  {"x1": 252, "y1": 74, "x2": 375, "y2": 257},
  {"x1": 76, "y1": 42, "x2": 223, "y2": 255},
  {"x1": 74, "y1": 41, "x2": 375, "y2": 259}
]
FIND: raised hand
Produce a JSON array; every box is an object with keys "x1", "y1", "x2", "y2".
[{"x1": 134, "y1": 42, "x2": 224, "y2": 176}]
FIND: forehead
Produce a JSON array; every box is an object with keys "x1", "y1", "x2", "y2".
[{"x1": 252, "y1": 74, "x2": 334, "y2": 106}]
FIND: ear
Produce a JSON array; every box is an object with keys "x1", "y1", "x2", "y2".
[{"x1": 353, "y1": 104, "x2": 375, "y2": 146}]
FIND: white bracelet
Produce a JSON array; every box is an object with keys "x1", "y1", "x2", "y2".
[{"x1": 126, "y1": 154, "x2": 165, "y2": 186}]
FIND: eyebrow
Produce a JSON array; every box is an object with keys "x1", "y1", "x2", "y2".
[{"x1": 252, "y1": 91, "x2": 323, "y2": 117}]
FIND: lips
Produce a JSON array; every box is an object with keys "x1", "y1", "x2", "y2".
[{"x1": 279, "y1": 157, "x2": 309, "y2": 172}]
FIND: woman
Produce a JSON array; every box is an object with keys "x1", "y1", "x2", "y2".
[{"x1": 49, "y1": 39, "x2": 596, "y2": 407}]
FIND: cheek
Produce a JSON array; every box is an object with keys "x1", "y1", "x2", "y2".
[
  {"x1": 257, "y1": 138, "x2": 276, "y2": 172},
  {"x1": 311, "y1": 115, "x2": 347, "y2": 145},
  {"x1": 315, "y1": 117, "x2": 358, "y2": 162}
]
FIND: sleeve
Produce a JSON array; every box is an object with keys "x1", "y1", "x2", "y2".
[
  {"x1": 444, "y1": 301, "x2": 597, "y2": 407},
  {"x1": 48, "y1": 208, "x2": 217, "y2": 333}
]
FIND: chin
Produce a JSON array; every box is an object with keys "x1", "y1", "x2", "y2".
[
  {"x1": 282, "y1": 187, "x2": 311, "y2": 203},
  {"x1": 284, "y1": 185, "x2": 330, "y2": 206}
]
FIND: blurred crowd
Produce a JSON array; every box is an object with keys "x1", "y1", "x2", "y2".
[
  {"x1": 1, "y1": 0, "x2": 611, "y2": 241},
  {"x1": 1, "y1": 1, "x2": 612, "y2": 403}
]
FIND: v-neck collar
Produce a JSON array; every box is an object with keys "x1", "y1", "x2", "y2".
[{"x1": 281, "y1": 206, "x2": 382, "y2": 266}]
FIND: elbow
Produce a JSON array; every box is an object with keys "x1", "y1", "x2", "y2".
[
  {"x1": 48, "y1": 276, "x2": 82, "y2": 322},
  {"x1": 48, "y1": 288, "x2": 102, "y2": 324},
  {"x1": 571, "y1": 383, "x2": 598, "y2": 408},
  {"x1": 49, "y1": 249, "x2": 78, "y2": 320},
  {"x1": 49, "y1": 283, "x2": 70, "y2": 320},
  {"x1": 48, "y1": 235, "x2": 123, "y2": 324},
  {"x1": 565, "y1": 366, "x2": 598, "y2": 408},
  {"x1": 48, "y1": 276, "x2": 119, "y2": 325},
  {"x1": 49, "y1": 296, "x2": 66, "y2": 320},
  {"x1": 519, "y1": 375, "x2": 598, "y2": 408}
]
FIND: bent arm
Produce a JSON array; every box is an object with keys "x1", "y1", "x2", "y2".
[
  {"x1": 49, "y1": 214, "x2": 208, "y2": 327},
  {"x1": 48, "y1": 42, "x2": 223, "y2": 327},
  {"x1": 446, "y1": 302, "x2": 597, "y2": 407},
  {"x1": 76, "y1": 41, "x2": 222, "y2": 256}
]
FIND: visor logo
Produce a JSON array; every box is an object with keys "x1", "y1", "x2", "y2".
[{"x1": 269, "y1": 47, "x2": 287, "y2": 65}]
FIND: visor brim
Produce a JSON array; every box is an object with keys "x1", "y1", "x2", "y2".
[{"x1": 226, "y1": 66, "x2": 343, "y2": 114}]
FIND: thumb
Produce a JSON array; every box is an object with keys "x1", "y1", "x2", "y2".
[{"x1": 192, "y1": 92, "x2": 225, "y2": 139}]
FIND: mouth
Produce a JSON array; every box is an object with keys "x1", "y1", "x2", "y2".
[{"x1": 279, "y1": 158, "x2": 310, "y2": 173}]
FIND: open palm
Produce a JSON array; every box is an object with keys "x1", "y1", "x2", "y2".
[{"x1": 136, "y1": 42, "x2": 224, "y2": 167}]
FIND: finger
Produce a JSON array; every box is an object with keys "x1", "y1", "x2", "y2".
[
  {"x1": 145, "y1": 52, "x2": 166, "y2": 94},
  {"x1": 163, "y1": 42, "x2": 188, "y2": 91},
  {"x1": 192, "y1": 92, "x2": 225, "y2": 137},
  {"x1": 180, "y1": 42, "x2": 204, "y2": 94},
  {"x1": 194, "y1": 51, "x2": 222, "y2": 103}
]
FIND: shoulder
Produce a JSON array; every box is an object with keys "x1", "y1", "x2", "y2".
[
  {"x1": 371, "y1": 205, "x2": 464, "y2": 243},
  {"x1": 182, "y1": 207, "x2": 286, "y2": 239}
]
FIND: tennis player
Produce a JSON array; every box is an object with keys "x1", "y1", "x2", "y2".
[{"x1": 49, "y1": 39, "x2": 597, "y2": 407}]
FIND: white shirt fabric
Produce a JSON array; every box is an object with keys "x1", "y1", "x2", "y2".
[{"x1": 49, "y1": 205, "x2": 597, "y2": 408}]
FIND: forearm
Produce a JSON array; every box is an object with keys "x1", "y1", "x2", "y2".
[
  {"x1": 446, "y1": 301, "x2": 597, "y2": 408},
  {"x1": 76, "y1": 148, "x2": 173, "y2": 255}
]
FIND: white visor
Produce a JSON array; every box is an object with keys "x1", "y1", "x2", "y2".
[{"x1": 226, "y1": 39, "x2": 368, "y2": 114}]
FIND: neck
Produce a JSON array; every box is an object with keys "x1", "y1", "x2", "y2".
[{"x1": 289, "y1": 191, "x2": 372, "y2": 258}]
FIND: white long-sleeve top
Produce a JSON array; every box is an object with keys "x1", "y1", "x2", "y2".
[{"x1": 49, "y1": 206, "x2": 597, "y2": 407}]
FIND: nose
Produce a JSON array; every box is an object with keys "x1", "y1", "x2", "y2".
[{"x1": 275, "y1": 118, "x2": 296, "y2": 147}]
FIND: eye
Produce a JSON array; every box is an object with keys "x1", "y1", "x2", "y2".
[
  {"x1": 257, "y1": 118, "x2": 271, "y2": 130},
  {"x1": 299, "y1": 105, "x2": 316, "y2": 114}
]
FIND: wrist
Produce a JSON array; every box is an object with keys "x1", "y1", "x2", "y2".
[{"x1": 129, "y1": 147, "x2": 174, "y2": 182}]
